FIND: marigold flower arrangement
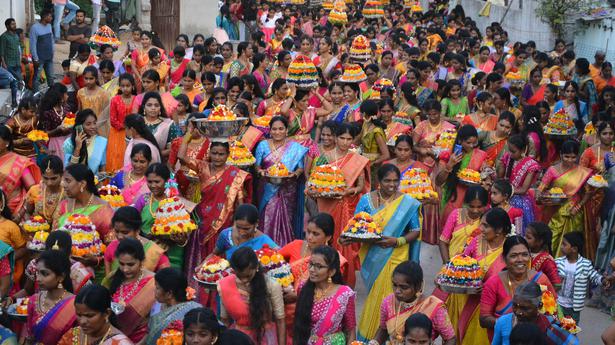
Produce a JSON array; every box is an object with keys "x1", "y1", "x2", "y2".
[
  {"x1": 307, "y1": 164, "x2": 347, "y2": 197},
  {"x1": 151, "y1": 196, "x2": 197, "y2": 235},
  {"x1": 255, "y1": 245, "x2": 294, "y2": 288},
  {"x1": 584, "y1": 122, "x2": 595, "y2": 136},
  {"x1": 157, "y1": 320, "x2": 183, "y2": 345},
  {"x1": 328, "y1": 0, "x2": 348, "y2": 26},
  {"x1": 62, "y1": 112, "x2": 76, "y2": 127},
  {"x1": 349, "y1": 36, "x2": 371, "y2": 62},
  {"x1": 267, "y1": 163, "x2": 290, "y2": 177},
  {"x1": 435, "y1": 129, "x2": 456, "y2": 150},
  {"x1": 560, "y1": 316, "x2": 581, "y2": 334},
  {"x1": 89, "y1": 25, "x2": 121, "y2": 50},
  {"x1": 60, "y1": 214, "x2": 106, "y2": 257},
  {"x1": 342, "y1": 212, "x2": 382, "y2": 239},
  {"x1": 539, "y1": 284, "x2": 557, "y2": 315},
  {"x1": 436, "y1": 255, "x2": 484, "y2": 291},
  {"x1": 26, "y1": 130, "x2": 49, "y2": 142},
  {"x1": 227, "y1": 140, "x2": 256, "y2": 167},
  {"x1": 208, "y1": 105, "x2": 237, "y2": 121},
  {"x1": 15, "y1": 297, "x2": 29, "y2": 315},
  {"x1": 588, "y1": 174, "x2": 608, "y2": 188},
  {"x1": 253, "y1": 115, "x2": 272, "y2": 128},
  {"x1": 545, "y1": 187, "x2": 566, "y2": 198},
  {"x1": 27, "y1": 231, "x2": 48, "y2": 251},
  {"x1": 544, "y1": 109, "x2": 576, "y2": 135},
  {"x1": 195, "y1": 255, "x2": 233, "y2": 284},
  {"x1": 400, "y1": 168, "x2": 438, "y2": 200},
  {"x1": 370, "y1": 78, "x2": 396, "y2": 99},
  {"x1": 362, "y1": 0, "x2": 385, "y2": 19},
  {"x1": 287, "y1": 55, "x2": 320, "y2": 90},
  {"x1": 457, "y1": 169, "x2": 481, "y2": 184},
  {"x1": 21, "y1": 215, "x2": 50, "y2": 233},
  {"x1": 98, "y1": 185, "x2": 127, "y2": 209}
]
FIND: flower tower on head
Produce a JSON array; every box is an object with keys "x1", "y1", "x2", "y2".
[
  {"x1": 349, "y1": 35, "x2": 372, "y2": 63},
  {"x1": 328, "y1": 0, "x2": 348, "y2": 26},
  {"x1": 287, "y1": 55, "x2": 319, "y2": 90},
  {"x1": 89, "y1": 25, "x2": 121, "y2": 51},
  {"x1": 323, "y1": 0, "x2": 334, "y2": 10},
  {"x1": 362, "y1": 0, "x2": 385, "y2": 19}
]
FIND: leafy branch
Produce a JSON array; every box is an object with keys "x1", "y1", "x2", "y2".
[{"x1": 536, "y1": 0, "x2": 597, "y2": 37}]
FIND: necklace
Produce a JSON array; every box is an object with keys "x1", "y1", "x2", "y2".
[
  {"x1": 393, "y1": 297, "x2": 419, "y2": 342},
  {"x1": 427, "y1": 121, "x2": 442, "y2": 132},
  {"x1": 83, "y1": 324, "x2": 112, "y2": 345},
  {"x1": 37, "y1": 290, "x2": 66, "y2": 315},
  {"x1": 13, "y1": 114, "x2": 34, "y2": 135},
  {"x1": 314, "y1": 283, "x2": 335, "y2": 300},
  {"x1": 117, "y1": 271, "x2": 144, "y2": 307},
  {"x1": 42, "y1": 185, "x2": 64, "y2": 220},
  {"x1": 148, "y1": 194, "x2": 164, "y2": 216},
  {"x1": 71, "y1": 194, "x2": 94, "y2": 213},
  {"x1": 144, "y1": 117, "x2": 162, "y2": 126},
  {"x1": 507, "y1": 271, "x2": 528, "y2": 295},
  {"x1": 126, "y1": 171, "x2": 143, "y2": 185}
]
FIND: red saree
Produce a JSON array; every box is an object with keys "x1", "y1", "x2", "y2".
[
  {"x1": 526, "y1": 84, "x2": 546, "y2": 106},
  {"x1": 316, "y1": 153, "x2": 370, "y2": 287},
  {"x1": 26, "y1": 294, "x2": 76, "y2": 345},
  {"x1": 111, "y1": 275, "x2": 156, "y2": 343},
  {"x1": 168, "y1": 58, "x2": 190, "y2": 89},
  {"x1": 0, "y1": 152, "x2": 41, "y2": 214}
]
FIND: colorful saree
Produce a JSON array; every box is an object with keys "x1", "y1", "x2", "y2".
[
  {"x1": 131, "y1": 47, "x2": 166, "y2": 78},
  {"x1": 77, "y1": 87, "x2": 111, "y2": 137},
  {"x1": 356, "y1": 194, "x2": 421, "y2": 340},
  {"x1": 539, "y1": 165, "x2": 592, "y2": 256},
  {"x1": 443, "y1": 235, "x2": 505, "y2": 345},
  {"x1": 145, "y1": 301, "x2": 202, "y2": 345},
  {"x1": 105, "y1": 238, "x2": 169, "y2": 273},
  {"x1": 187, "y1": 165, "x2": 252, "y2": 292},
  {"x1": 314, "y1": 152, "x2": 370, "y2": 287},
  {"x1": 381, "y1": 294, "x2": 455, "y2": 344},
  {"x1": 106, "y1": 95, "x2": 133, "y2": 172},
  {"x1": 479, "y1": 131, "x2": 508, "y2": 167},
  {"x1": 439, "y1": 208, "x2": 481, "y2": 258},
  {"x1": 462, "y1": 113, "x2": 498, "y2": 132},
  {"x1": 215, "y1": 227, "x2": 279, "y2": 259},
  {"x1": 255, "y1": 140, "x2": 308, "y2": 245},
  {"x1": 54, "y1": 201, "x2": 115, "y2": 243},
  {"x1": 109, "y1": 170, "x2": 150, "y2": 205},
  {"x1": 501, "y1": 154, "x2": 542, "y2": 234},
  {"x1": 306, "y1": 285, "x2": 356, "y2": 345},
  {"x1": 58, "y1": 327, "x2": 133, "y2": 345},
  {"x1": 596, "y1": 153, "x2": 615, "y2": 273},
  {"x1": 106, "y1": 275, "x2": 156, "y2": 343},
  {"x1": 580, "y1": 145, "x2": 609, "y2": 261},
  {"x1": 0, "y1": 151, "x2": 40, "y2": 214},
  {"x1": 131, "y1": 92, "x2": 178, "y2": 118},
  {"x1": 26, "y1": 293, "x2": 76, "y2": 345}
]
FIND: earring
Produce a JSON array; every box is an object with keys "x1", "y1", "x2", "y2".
[
  {"x1": 80, "y1": 186, "x2": 84, "y2": 193},
  {"x1": 58, "y1": 282, "x2": 63, "y2": 289},
  {"x1": 212, "y1": 337, "x2": 219, "y2": 344},
  {"x1": 327, "y1": 276, "x2": 332, "y2": 283}
]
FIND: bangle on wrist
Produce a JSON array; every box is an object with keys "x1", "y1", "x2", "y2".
[{"x1": 396, "y1": 237, "x2": 408, "y2": 247}]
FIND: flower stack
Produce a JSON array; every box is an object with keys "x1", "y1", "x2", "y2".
[
  {"x1": 26, "y1": 231, "x2": 49, "y2": 251},
  {"x1": 436, "y1": 255, "x2": 484, "y2": 290},
  {"x1": 287, "y1": 55, "x2": 319, "y2": 90},
  {"x1": 323, "y1": 0, "x2": 334, "y2": 10},
  {"x1": 227, "y1": 140, "x2": 256, "y2": 167},
  {"x1": 267, "y1": 163, "x2": 290, "y2": 176},
  {"x1": 15, "y1": 298, "x2": 29, "y2": 315},
  {"x1": 195, "y1": 255, "x2": 233, "y2": 284},
  {"x1": 26, "y1": 130, "x2": 49, "y2": 142},
  {"x1": 544, "y1": 108, "x2": 576, "y2": 135},
  {"x1": 89, "y1": 25, "x2": 121, "y2": 50},
  {"x1": 62, "y1": 112, "x2": 76, "y2": 128},
  {"x1": 151, "y1": 196, "x2": 197, "y2": 235},
  {"x1": 546, "y1": 187, "x2": 566, "y2": 198},
  {"x1": 208, "y1": 105, "x2": 237, "y2": 121},
  {"x1": 539, "y1": 284, "x2": 557, "y2": 315},
  {"x1": 342, "y1": 212, "x2": 382, "y2": 239},
  {"x1": 255, "y1": 245, "x2": 294, "y2": 288},
  {"x1": 370, "y1": 78, "x2": 395, "y2": 99},
  {"x1": 307, "y1": 164, "x2": 347, "y2": 197},
  {"x1": 349, "y1": 35, "x2": 372, "y2": 62},
  {"x1": 98, "y1": 185, "x2": 127, "y2": 209},
  {"x1": 157, "y1": 320, "x2": 183, "y2": 345},
  {"x1": 457, "y1": 169, "x2": 481, "y2": 184},
  {"x1": 435, "y1": 129, "x2": 456, "y2": 151},
  {"x1": 362, "y1": 0, "x2": 385, "y2": 19},
  {"x1": 22, "y1": 215, "x2": 50, "y2": 233},
  {"x1": 404, "y1": 0, "x2": 423, "y2": 11},
  {"x1": 584, "y1": 122, "x2": 596, "y2": 136},
  {"x1": 400, "y1": 168, "x2": 438, "y2": 200},
  {"x1": 339, "y1": 64, "x2": 367, "y2": 83},
  {"x1": 59, "y1": 214, "x2": 106, "y2": 257},
  {"x1": 328, "y1": 0, "x2": 348, "y2": 26}
]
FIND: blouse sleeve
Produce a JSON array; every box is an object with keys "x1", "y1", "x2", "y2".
[
  {"x1": 541, "y1": 258, "x2": 562, "y2": 286},
  {"x1": 432, "y1": 305, "x2": 455, "y2": 341},
  {"x1": 379, "y1": 297, "x2": 389, "y2": 329},
  {"x1": 342, "y1": 290, "x2": 357, "y2": 331},
  {"x1": 538, "y1": 167, "x2": 557, "y2": 191},
  {"x1": 439, "y1": 209, "x2": 459, "y2": 243},
  {"x1": 479, "y1": 275, "x2": 500, "y2": 318},
  {"x1": 268, "y1": 279, "x2": 285, "y2": 320}
]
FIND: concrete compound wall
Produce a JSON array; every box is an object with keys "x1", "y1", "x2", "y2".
[
  {"x1": 180, "y1": 0, "x2": 220, "y2": 39},
  {"x1": 574, "y1": 18, "x2": 615, "y2": 62},
  {"x1": 0, "y1": 0, "x2": 27, "y2": 29},
  {"x1": 460, "y1": 0, "x2": 556, "y2": 51}
]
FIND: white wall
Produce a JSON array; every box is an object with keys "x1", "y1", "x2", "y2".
[
  {"x1": 0, "y1": 0, "x2": 27, "y2": 29},
  {"x1": 180, "y1": 0, "x2": 219, "y2": 39},
  {"x1": 575, "y1": 18, "x2": 615, "y2": 62},
  {"x1": 460, "y1": 0, "x2": 556, "y2": 51}
]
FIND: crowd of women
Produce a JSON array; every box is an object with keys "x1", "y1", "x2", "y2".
[{"x1": 1, "y1": 0, "x2": 615, "y2": 344}]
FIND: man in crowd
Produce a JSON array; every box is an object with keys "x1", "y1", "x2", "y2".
[
  {"x1": 0, "y1": 18, "x2": 22, "y2": 82},
  {"x1": 66, "y1": 9, "x2": 92, "y2": 59},
  {"x1": 52, "y1": 0, "x2": 80, "y2": 42},
  {"x1": 30, "y1": 9, "x2": 55, "y2": 89}
]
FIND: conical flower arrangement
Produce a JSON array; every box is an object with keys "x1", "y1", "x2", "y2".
[
  {"x1": 287, "y1": 55, "x2": 319, "y2": 89},
  {"x1": 328, "y1": 0, "x2": 348, "y2": 26},
  {"x1": 89, "y1": 25, "x2": 121, "y2": 50},
  {"x1": 362, "y1": 0, "x2": 385, "y2": 19},
  {"x1": 339, "y1": 63, "x2": 367, "y2": 83},
  {"x1": 349, "y1": 35, "x2": 372, "y2": 62}
]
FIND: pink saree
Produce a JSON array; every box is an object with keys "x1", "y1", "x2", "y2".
[
  {"x1": 26, "y1": 294, "x2": 76, "y2": 345},
  {"x1": 306, "y1": 285, "x2": 356, "y2": 345}
]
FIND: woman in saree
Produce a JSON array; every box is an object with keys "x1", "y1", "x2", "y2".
[
  {"x1": 229, "y1": 42, "x2": 254, "y2": 79},
  {"x1": 521, "y1": 67, "x2": 545, "y2": 107},
  {"x1": 124, "y1": 114, "x2": 162, "y2": 167},
  {"x1": 463, "y1": 92, "x2": 498, "y2": 132},
  {"x1": 313, "y1": 37, "x2": 341, "y2": 78},
  {"x1": 292, "y1": 245, "x2": 356, "y2": 345},
  {"x1": 553, "y1": 82, "x2": 589, "y2": 127},
  {"x1": 133, "y1": 163, "x2": 185, "y2": 269},
  {"x1": 478, "y1": 111, "x2": 514, "y2": 167},
  {"x1": 168, "y1": 46, "x2": 190, "y2": 90},
  {"x1": 132, "y1": 70, "x2": 179, "y2": 116},
  {"x1": 580, "y1": 121, "x2": 614, "y2": 260},
  {"x1": 218, "y1": 247, "x2": 286, "y2": 345},
  {"x1": 0, "y1": 190, "x2": 25, "y2": 288},
  {"x1": 498, "y1": 135, "x2": 541, "y2": 234},
  {"x1": 331, "y1": 83, "x2": 362, "y2": 123},
  {"x1": 25, "y1": 250, "x2": 76, "y2": 345},
  {"x1": 172, "y1": 70, "x2": 201, "y2": 105},
  {"x1": 412, "y1": 100, "x2": 456, "y2": 173},
  {"x1": 373, "y1": 261, "x2": 455, "y2": 345},
  {"x1": 270, "y1": 50, "x2": 292, "y2": 82},
  {"x1": 138, "y1": 91, "x2": 181, "y2": 160},
  {"x1": 63, "y1": 109, "x2": 108, "y2": 174},
  {"x1": 346, "y1": 164, "x2": 421, "y2": 341},
  {"x1": 493, "y1": 88, "x2": 522, "y2": 122},
  {"x1": 396, "y1": 82, "x2": 422, "y2": 127},
  {"x1": 104, "y1": 206, "x2": 170, "y2": 275},
  {"x1": 25, "y1": 156, "x2": 66, "y2": 226},
  {"x1": 281, "y1": 89, "x2": 333, "y2": 158},
  {"x1": 110, "y1": 144, "x2": 151, "y2": 205},
  {"x1": 361, "y1": 101, "x2": 391, "y2": 185},
  {"x1": 214, "y1": 204, "x2": 279, "y2": 259},
  {"x1": 255, "y1": 116, "x2": 308, "y2": 245},
  {"x1": 416, "y1": 62, "x2": 437, "y2": 108},
  {"x1": 256, "y1": 78, "x2": 290, "y2": 118},
  {"x1": 473, "y1": 46, "x2": 496, "y2": 74},
  {"x1": 183, "y1": 141, "x2": 252, "y2": 290},
  {"x1": 132, "y1": 31, "x2": 166, "y2": 84},
  {"x1": 379, "y1": 51, "x2": 399, "y2": 83},
  {"x1": 537, "y1": 140, "x2": 592, "y2": 257},
  {"x1": 145, "y1": 268, "x2": 202, "y2": 345},
  {"x1": 309, "y1": 123, "x2": 369, "y2": 287},
  {"x1": 104, "y1": 238, "x2": 156, "y2": 343},
  {"x1": 480, "y1": 235, "x2": 557, "y2": 342},
  {"x1": 436, "y1": 124, "x2": 488, "y2": 225},
  {"x1": 69, "y1": 45, "x2": 98, "y2": 90},
  {"x1": 380, "y1": 99, "x2": 411, "y2": 144},
  {"x1": 58, "y1": 284, "x2": 133, "y2": 345},
  {"x1": 38, "y1": 84, "x2": 72, "y2": 160},
  {"x1": 438, "y1": 185, "x2": 489, "y2": 263},
  {"x1": 0, "y1": 126, "x2": 40, "y2": 217}
]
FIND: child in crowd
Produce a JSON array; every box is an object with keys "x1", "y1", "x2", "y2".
[{"x1": 525, "y1": 222, "x2": 561, "y2": 287}]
